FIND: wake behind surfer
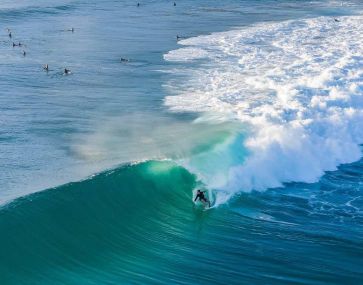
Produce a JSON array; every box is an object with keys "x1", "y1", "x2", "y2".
[{"x1": 194, "y1": 190, "x2": 210, "y2": 207}]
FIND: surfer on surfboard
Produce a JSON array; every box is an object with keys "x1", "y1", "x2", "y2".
[{"x1": 194, "y1": 189, "x2": 210, "y2": 207}]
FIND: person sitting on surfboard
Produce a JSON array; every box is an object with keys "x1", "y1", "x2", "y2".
[{"x1": 194, "y1": 190, "x2": 210, "y2": 207}]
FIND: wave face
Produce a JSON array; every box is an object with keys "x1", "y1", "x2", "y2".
[
  {"x1": 1, "y1": 160, "x2": 362, "y2": 284},
  {"x1": 164, "y1": 15, "x2": 363, "y2": 197},
  {"x1": 0, "y1": 161, "x2": 197, "y2": 284}
]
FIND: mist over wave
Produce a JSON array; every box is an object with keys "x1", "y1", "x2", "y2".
[{"x1": 164, "y1": 15, "x2": 363, "y2": 198}]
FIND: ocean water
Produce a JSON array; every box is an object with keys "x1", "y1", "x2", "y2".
[{"x1": 1, "y1": 0, "x2": 363, "y2": 284}]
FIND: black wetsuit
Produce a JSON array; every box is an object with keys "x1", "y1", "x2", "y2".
[{"x1": 194, "y1": 191, "x2": 210, "y2": 206}]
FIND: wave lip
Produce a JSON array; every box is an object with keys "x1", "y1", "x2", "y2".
[{"x1": 164, "y1": 15, "x2": 363, "y2": 194}]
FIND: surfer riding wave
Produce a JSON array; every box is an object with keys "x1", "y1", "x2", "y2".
[{"x1": 194, "y1": 189, "x2": 210, "y2": 207}]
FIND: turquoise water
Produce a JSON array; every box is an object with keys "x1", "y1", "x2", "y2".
[
  {"x1": 1, "y1": 160, "x2": 362, "y2": 284},
  {"x1": 1, "y1": 0, "x2": 363, "y2": 284}
]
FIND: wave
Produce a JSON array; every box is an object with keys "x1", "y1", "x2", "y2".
[
  {"x1": 1, "y1": 157, "x2": 362, "y2": 284},
  {"x1": 0, "y1": 1, "x2": 75, "y2": 20},
  {"x1": 164, "y1": 14, "x2": 363, "y2": 197},
  {"x1": 0, "y1": 160, "x2": 199, "y2": 284}
]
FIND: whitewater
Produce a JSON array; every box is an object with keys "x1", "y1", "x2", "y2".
[{"x1": 165, "y1": 14, "x2": 363, "y2": 203}]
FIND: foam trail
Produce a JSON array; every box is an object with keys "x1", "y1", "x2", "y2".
[{"x1": 164, "y1": 15, "x2": 363, "y2": 200}]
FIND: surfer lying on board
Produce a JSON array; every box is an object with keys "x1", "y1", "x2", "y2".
[{"x1": 194, "y1": 190, "x2": 210, "y2": 207}]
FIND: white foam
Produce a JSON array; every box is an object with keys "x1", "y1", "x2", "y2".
[
  {"x1": 164, "y1": 15, "x2": 363, "y2": 201},
  {"x1": 164, "y1": 47, "x2": 210, "y2": 61}
]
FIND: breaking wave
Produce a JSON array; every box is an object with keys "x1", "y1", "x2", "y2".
[{"x1": 164, "y1": 15, "x2": 363, "y2": 200}]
